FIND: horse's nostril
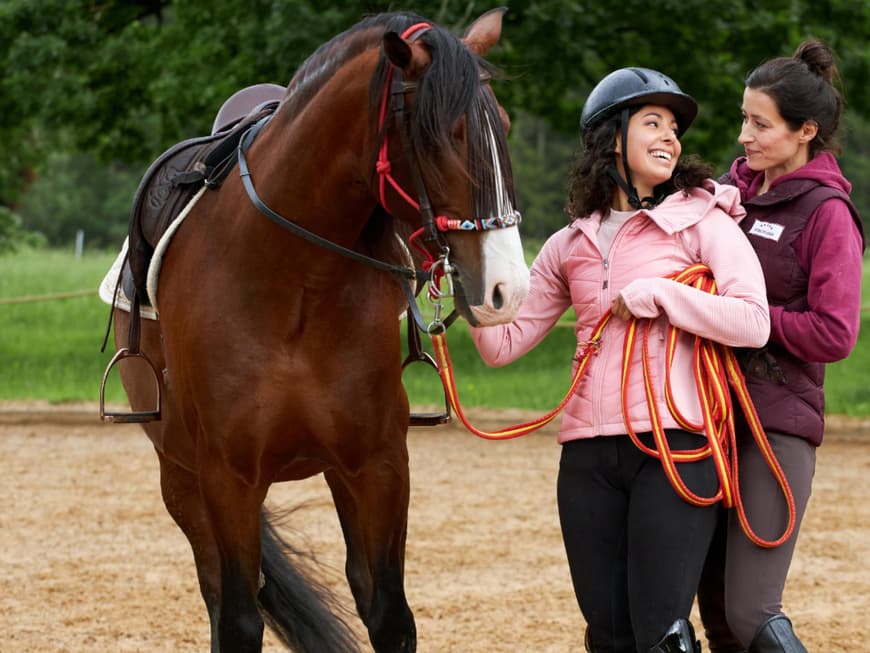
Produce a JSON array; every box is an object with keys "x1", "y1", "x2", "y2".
[{"x1": 492, "y1": 284, "x2": 504, "y2": 310}]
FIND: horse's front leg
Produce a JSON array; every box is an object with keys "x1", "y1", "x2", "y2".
[
  {"x1": 325, "y1": 442, "x2": 416, "y2": 653},
  {"x1": 156, "y1": 449, "x2": 223, "y2": 653},
  {"x1": 198, "y1": 450, "x2": 270, "y2": 653}
]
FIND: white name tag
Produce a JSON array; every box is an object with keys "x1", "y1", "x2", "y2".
[{"x1": 748, "y1": 220, "x2": 785, "y2": 241}]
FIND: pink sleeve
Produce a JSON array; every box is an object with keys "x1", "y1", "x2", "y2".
[
  {"x1": 471, "y1": 232, "x2": 572, "y2": 367},
  {"x1": 620, "y1": 209, "x2": 770, "y2": 347},
  {"x1": 772, "y1": 200, "x2": 863, "y2": 362}
]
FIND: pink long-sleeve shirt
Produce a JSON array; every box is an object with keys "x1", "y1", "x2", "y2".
[{"x1": 471, "y1": 180, "x2": 770, "y2": 442}]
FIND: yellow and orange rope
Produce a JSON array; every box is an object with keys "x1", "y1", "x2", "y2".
[{"x1": 431, "y1": 263, "x2": 795, "y2": 547}]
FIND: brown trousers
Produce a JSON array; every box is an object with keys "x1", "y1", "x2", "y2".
[{"x1": 698, "y1": 430, "x2": 816, "y2": 649}]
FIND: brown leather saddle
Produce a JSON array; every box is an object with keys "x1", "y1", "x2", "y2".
[
  {"x1": 125, "y1": 83, "x2": 286, "y2": 304},
  {"x1": 101, "y1": 84, "x2": 284, "y2": 423}
]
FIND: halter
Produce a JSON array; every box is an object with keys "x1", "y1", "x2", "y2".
[{"x1": 375, "y1": 22, "x2": 521, "y2": 303}]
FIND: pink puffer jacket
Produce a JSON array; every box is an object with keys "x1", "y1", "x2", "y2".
[{"x1": 471, "y1": 180, "x2": 770, "y2": 442}]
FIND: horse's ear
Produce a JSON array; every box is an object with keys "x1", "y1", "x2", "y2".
[
  {"x1": 462, "y1": 7, "x2": 506, "y2": 56},
  {"x1": 383, "y1": 31, "x2": 412, "y2": 69},
  {"x1": 383, "y1": 31, "x2": 432, "y2": 79}
]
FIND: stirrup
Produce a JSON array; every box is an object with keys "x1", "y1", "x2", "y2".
[
  {"x1": 99, "y1": 347, "x2": 162, "y2": 423},
  {"x1": 402, "y1": 351, "x2": 451, "y2": 426}
]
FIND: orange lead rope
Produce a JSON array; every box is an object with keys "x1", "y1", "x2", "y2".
[
  {"x1": 432, "y1": 312, "x2": 612, "y2": 440},
  {"x1": 431, "y1": 263, "x2": 795, "y2": 548}
]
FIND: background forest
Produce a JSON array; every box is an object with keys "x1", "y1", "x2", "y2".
[{"x1": 1, "y1": 0, "x2": 869, "y2": 252}]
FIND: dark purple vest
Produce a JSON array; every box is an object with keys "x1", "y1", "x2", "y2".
[{"x1": 723, "y1": 176, "x2": 863, "y2": 445}]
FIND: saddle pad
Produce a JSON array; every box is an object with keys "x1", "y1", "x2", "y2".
[
  {"x1": 100, "y1": 186, "x2": 206, "y2": 319},
  {"x1": 99, "y1": 238, "x2": 157, "y2": 320},
  {"x1": 146, "y1": 186, "x2": 207, "y2": 312}
]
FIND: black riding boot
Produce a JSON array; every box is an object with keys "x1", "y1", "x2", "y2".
[
  {"x1": 748, "y1": 615, "x2": 808, "y2": 653},
  {"x1": 648, "y1": 618, "x2": 701, "y2": 653}
]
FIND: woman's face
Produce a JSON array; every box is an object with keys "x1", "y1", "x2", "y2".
[
  {"x1": 739, "y1": 87, "x2": 816, "y2": 182},
  {"x1": 614, "y1": 104, "x2": 681, "y2": 203}
]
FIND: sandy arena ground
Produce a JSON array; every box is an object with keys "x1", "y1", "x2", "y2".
[{"x1": 1, "y1": 402, "x2": 867, "y2": 652}]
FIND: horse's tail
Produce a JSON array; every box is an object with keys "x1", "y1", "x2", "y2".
[{"x1": 259, "y1": 509, "x2": 362, "y2": 653}]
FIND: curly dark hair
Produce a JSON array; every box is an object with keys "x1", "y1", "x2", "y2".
[{"x1": 565, "y1": 110, "x2": 713, "y2": 223}]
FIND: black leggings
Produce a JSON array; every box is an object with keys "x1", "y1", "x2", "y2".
[{"x1": 558, "y1": 431, "x2": 719, "y2": 653}]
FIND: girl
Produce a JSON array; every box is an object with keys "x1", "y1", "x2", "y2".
[{"x1": 471, "y1": 68, "x2": 770, "y2": 652}]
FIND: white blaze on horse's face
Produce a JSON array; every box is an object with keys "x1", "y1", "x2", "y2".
[
  {"x1": 465, "y1": 110, "x2": 529, "y2": 326},
  {"x1": 472, "y1": 227, "x2": 528, "y2": 326}
]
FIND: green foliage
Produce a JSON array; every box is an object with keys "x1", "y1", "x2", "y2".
[
  {"x1": 1, "y1": 1, "x2": 869, "y2": 242},
  {"x1": 841, "y1": 113, "x2": 870, "y2": 230},
  {"x1": 0, "y1": 206, "x2": 45, "y2": 253},
  {"x1": 0, "y1": 206, "x2": 24, "y2": 253},
  {"x1": 493, "y1": 0, "x2": 870, "y2": 166},
  {"x1": 510, "y1": 112, "x2": 576, "y2": 239},
  {"x1": 15, "y1": 151, "x2": 138, "y2": 249}
]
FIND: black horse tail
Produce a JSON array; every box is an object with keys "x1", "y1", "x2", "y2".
[{"x1": 258, "y1": 509, "x2": 361, "y2": 653}]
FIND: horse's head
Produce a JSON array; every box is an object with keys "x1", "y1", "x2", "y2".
[{"x1": 374, "y1": 9, "x2": 529, "y2": 327}]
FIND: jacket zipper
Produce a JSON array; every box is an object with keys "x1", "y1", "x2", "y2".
[{"x1": 593, "y1": 255, "x2": 612, "y2": 429}]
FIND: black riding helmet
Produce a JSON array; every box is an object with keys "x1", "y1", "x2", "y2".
[
  {"x1": 581, "y1": 67, "x2": 698, "y2": 135},
  {"x1": 580, "y1": 68, "x2": 698, "y2": 209}
]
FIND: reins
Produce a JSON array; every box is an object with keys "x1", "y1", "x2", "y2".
[{"x1": 433, "y1": 263, "x2": 796, "y2": 548}]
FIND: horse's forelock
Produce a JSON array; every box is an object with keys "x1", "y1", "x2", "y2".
[
  {"x1": 295, "y1": 12, "x2": 516, "y2": 221},
  {"x1": 411, "y1": 33, "x2": 516, "y2": 221}
]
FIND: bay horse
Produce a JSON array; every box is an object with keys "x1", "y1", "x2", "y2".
[{"x1": 108, "y1": 9, "x2": 528, "y2": 653}]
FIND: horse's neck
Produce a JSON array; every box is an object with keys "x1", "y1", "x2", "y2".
[{"x1": 243, "y1": 78, "x2": 377, "y2": 256}]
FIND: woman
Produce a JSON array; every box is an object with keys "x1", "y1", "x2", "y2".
[
  {"x1": 697, "y1": 41, "x2": 865, "y2": 652},
  {"x1": 471, "y1": 67, "x2": 770, "y2": 652}
]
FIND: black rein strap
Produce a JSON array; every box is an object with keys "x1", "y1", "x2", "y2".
[{"x1": 236, "y1": 115, "x2": 435, "y2": 334}]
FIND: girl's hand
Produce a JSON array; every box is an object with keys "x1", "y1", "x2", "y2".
[{"x1": 611, "y1": 294, "x2": 635, "y2": 321}]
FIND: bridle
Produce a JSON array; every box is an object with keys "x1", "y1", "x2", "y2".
[
  {"x1": 375, "y1": 23, "x2": 521, "y2": 308},
  {"x1": 237, "y1": 21, "x2": 520, "y2": 333}
]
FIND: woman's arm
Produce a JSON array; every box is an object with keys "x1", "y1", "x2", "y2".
[
  {"x1": 619, "y1": 209, "x2": 770, "y2": 347},
  {"x1": 773, "y1": 200, "x2": 864, "y2": 362}
]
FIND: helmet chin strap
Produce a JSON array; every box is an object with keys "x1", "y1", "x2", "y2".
[{"x1": 608, "y1": 107, "x2": 659, "y2": 210}]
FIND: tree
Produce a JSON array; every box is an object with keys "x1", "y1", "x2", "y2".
[{"x1": 2, "y1": 0, "x2": 868, "y2": 243}]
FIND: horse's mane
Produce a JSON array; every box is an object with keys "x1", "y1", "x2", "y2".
[
  {"x1": 284, "y1": 12, "x2": 517, "y2": 260},
  {"x1": 366, "y1": 14, "x2": 516, "y2": 217}
]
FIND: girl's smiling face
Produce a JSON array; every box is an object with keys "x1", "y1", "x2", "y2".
[{"x1": 614, "y1": 105, "x2": 681, "y2": 206}]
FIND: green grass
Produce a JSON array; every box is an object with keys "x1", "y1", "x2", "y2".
[
  {"x1": 824, "y1": 261, "x2": 870, "y2": 416},
  {"x1": 0, "y1": 248, "x2": 122, "y2": 402},
  {"x1": 1, "y1": 248, "x2": 869, "y2": 417},
  {"x1": 401, "y1": 318, "x2": 577, "y2": 410}
]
